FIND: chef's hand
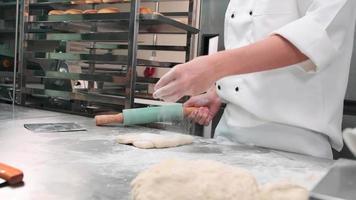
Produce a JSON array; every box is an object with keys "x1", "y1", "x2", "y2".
[
  {"x1": 184, "y1": 88, "x2": 221, "y2": 126},
  {"x1": 153, "y1": 56, "x2": 218, "y2": 102}
]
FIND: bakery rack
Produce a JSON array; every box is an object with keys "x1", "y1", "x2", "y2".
[
  {"x1": 15, "y1": 0, "x2": 199, "y2": 115},
  {"x1": 0, "y1": 0, "x2": 20, "y2": 102}
]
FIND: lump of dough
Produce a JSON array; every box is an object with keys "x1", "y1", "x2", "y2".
[
  {"x1": 131, "y1": 159, "x2": 260, "y2": 200},
  {"x1": 133, "y1": 140, "x2": 155, "y2": 149},
  {"x1": 117, "y1": 133, "x2": 193, "y2": 149},
  {"x1": 117, "y1": 134, "x2": 140, "y2": 144},
  {"x1": 131, "y1": 159, "x2": 309, "y2": 200},
  {"x1": 259, "y1": 182, "x2": 308, "y2": 200}
]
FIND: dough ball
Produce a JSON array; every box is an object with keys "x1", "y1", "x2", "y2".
[
  {"x1": 117, "y1": 133, "x2": 193, "y2": 149},
  {"x1": 259, "y1": 182, "x2": 308, "y2": 200},
  {"x1": 131, "y1": 159, "x2": 260, "y2": 200}
]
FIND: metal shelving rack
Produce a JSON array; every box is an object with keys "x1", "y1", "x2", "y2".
[
  {"x1": 0, "y1": 0, "x2": 19, "y2": 102},
  {"x1": 15, "y1": 0, "x2": 199, "y2": 115}
]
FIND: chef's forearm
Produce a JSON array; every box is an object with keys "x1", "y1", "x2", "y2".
[{"x1": 208, "y1": 35, "x2": 308, "y2": 79}]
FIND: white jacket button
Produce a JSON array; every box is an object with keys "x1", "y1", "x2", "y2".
[{"x1": 235, "y1": 86, "x2": 239, "y2": 92}]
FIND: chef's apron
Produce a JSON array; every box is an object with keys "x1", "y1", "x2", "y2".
[{"x1": 215, "y1": 104, "x2": 333, "y2": 159}]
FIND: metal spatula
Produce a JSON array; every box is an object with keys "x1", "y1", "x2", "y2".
[
  {"x1": 310, "y1": 159, "x2": 356, "y2": 200},
  {"x1": 24, "y1": 123, "x2": 86, "y2": 133}
]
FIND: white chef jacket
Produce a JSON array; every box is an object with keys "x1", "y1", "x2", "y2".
[{"x1": 215, "y1": 0, "x2": 356, "y2": 158}]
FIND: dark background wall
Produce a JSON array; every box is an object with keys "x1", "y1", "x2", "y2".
[{"x1": 198, "y1": 0, "x2": 229, "y2": 54}]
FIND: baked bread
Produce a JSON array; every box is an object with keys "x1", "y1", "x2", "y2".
[
  {"x1": 139, "y1": 7, "x2": 153, "y2": 14},
  {"x1": 85, "y1": 0, "x2": 101, "y2": 3},
  {"x1": 64, "y1": 9, "x2": 83, "y2": 14},
  {"x1": 70, "y1": 0, "x2": 85, "y2": 4},
  {"x1": 48, "y1": 10, "x2": 65, "y2": 15},
  {"x1": 97, "y1": 7, "x2": 120, "y2": 13},
  {"x1": 102, "y1": 0, "x2": 121, "y2": 3},
  {"x1": 83, "y1": 9, "x2": 97, "y2": 14}
]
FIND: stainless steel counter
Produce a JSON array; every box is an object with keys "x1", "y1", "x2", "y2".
[{"x1": 0, "y1": 103, "x2": 334, "y2": 200}]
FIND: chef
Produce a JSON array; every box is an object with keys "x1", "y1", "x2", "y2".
[{"x1": 153, "y1": 0, "x2": 356, "y2": 159}]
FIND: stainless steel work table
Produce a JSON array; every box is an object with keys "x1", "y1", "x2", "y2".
[{"x1": 0, "y1": 103, "x2": 334, "y2": 200}]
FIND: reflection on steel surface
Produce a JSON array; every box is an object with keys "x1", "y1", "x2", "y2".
[{"x1": 24, "y1": 122, "x2": 86, "y2": 132}]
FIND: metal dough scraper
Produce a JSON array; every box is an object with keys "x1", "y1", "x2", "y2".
[
  {"x1": 24, "y1": 123, "x2": 86, "y2": 133},
  {"x1": 310, "y1": 159, "x2": 356, "y2": 200}
]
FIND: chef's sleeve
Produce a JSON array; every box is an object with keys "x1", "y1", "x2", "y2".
[{"x1": 272, "y1": 0, "x2": 356, "y2": 72}]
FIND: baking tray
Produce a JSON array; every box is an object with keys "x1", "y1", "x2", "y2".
[
  {"x1": 30, "y1": 52, "x2": 179, "y2": 67},
  {"x1": 23, "y1": 87, "x2": 127, "y2": 105},
  {"x1": 30, "y1": 0, "x2": 128, "y2": 5},
  {"x1": 26, "y1": 32, "x2": 129, "y2": 42},
  {"x1": 24, "y1": 122, "x2": 86, "y2": 132},
  {"x1": 310, "y1": 159, "x2": 356, "y2": 200},
  {"x1": 30, "y1": 13, "x2": 199, "y2": 34},
  {"x1": 0, "y1": 29, "x2": 16, "y2": 34},
  {"x1": 86, "y1": 44, "x2": 187, "y2": 51},
  {"x1": 26, "y1": 70, "x2": 129, "y2": 84},
  {"x1": 29, "y1": 0, "x2": 190, "y2": 6},
  {"x1": 0, "y1": 1, "x2": 15, "y2": 7}
]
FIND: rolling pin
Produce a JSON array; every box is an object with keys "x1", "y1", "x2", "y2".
[
  {"x1": 95, "y1": 104, "x2": 198, "y2": 126},
  {"x1": 0, "y1": 163, "x2": 24, "y2": 185}
]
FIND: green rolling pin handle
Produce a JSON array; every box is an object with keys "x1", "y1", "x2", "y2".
[{"x1": 95, "y1": 107, "x2": 198, "y2": 126}]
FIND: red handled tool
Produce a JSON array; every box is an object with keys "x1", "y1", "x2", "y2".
[{"x1": 0, "y1": 163, "x2": 24, "y2": 185}]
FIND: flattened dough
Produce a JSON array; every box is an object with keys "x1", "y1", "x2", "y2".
[
  {"x1": 259, "y1": 182, "x2": 308, "y2": 200},
  {"x1": 117, "y1": 133, "x2": 193, "y2": 149},
  {"x1": 131, "y1": 159, "x2": 260, "y2": 200},
  {"x1": 131, "y1": 159, "x2": 309, "y2": 200}
]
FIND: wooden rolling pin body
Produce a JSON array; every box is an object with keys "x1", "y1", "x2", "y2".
[{"x1": 95, "y1": 107, "x2": 197, "y2": 126}]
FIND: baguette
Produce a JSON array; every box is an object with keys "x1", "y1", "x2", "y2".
[
  {"x1": 97, "y1": 7, "x2": 120, "y2": 13},
  {"x1": 64, "y1": 9, "x2": 83, "y2": 14},
  {"x1": 48, "y1": 10, "x2": 65, "y2": 15},
  {"x1": 83, "y1": 9, "x2": 97, "y2": 14}
]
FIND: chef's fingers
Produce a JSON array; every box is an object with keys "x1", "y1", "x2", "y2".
[
  {"x1": 188, "y1": 109, "x2": 204, "y2": 125},
  {"x1": 154, "y1": 69, "x2": 176, "y2": 91},
  {"x1": 184, "y1": 96, "x2": 209, "y2": 107},
  {"x1": 161, "y1": 94, "x2": 182, "y2": 103},
  {"x1": 204, "y1": 115, "x2": 213, "y2": 126},
  {"x1": 198, "y1": 112, "x2": 209, "y2": 125},
  {"x1": 187, "y1": 107, "x2": 211, "y2": 125},
  {"x1": 183, "y1": 97, "x2": 198, "y2": 107},
  {"x1": 153, "y1": 82, "x2": 178, "y2": 100},
  {"x1": 158, "y1": 90, "x2": 183, "y2": 102},
  {"x1": 187, "y1": 110, "x2": 198, "y2": 122},
  {"x1": 194, "y1": 107, "x2": 207, "y2": 125}
]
